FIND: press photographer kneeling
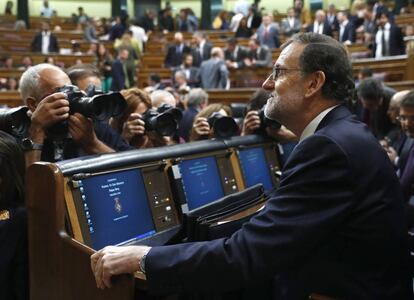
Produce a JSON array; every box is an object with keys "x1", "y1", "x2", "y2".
[{"x1": 18, "y1": 64, "x2": 131, "y2": 166}]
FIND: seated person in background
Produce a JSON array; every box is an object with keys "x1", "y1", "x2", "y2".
[
  {"x1": 172, "y1": 53, "x2": 200, "y2": 87},
  {"x1": 173, "y1": 71, "x2": 190, "y2": 94},
  {"x1": 243, "y1": 38, "x2": 273, "y2": 68},
  {"x1": 164, "y1": 32, "x2": 191, "y2": 68},
  {"x1": 19, "y1": 64, "x2": 132, "y2": 166},
  {"x1": 199, "y1": 48, "x2": 229, "y2": 89},
  {"x1": 40, "y1": 0, "x2": 53, "y2": 18},
  {"x1": 281, "y1": 7, "x2": 301, "y2": 38},
  {"x1": 224, "y1": 37, "x2": 248, "y2": 69},
  {"x1": 337, "y1": 11, "x2": 356, "y2": 45},
  {"x1": 31, "y1": 22, "x2": 59, "y2": 54},
  {"x1": 178, "y1": 88, "x2": 209, "y2": 142},
  {"x1": 144, "y1": 74, "x2": 165, "y2": 94},
  {"x1": 1, "y1": 56, "x2": 14, "y2": 69},
  {"x1": 0, "y1": 131, "x2": 28, "y2": 300},
  {"x1": 235, "y1": 17, "x2": 253, "y2": 38},
  {"x1": 355, "y1": 78, "x2": 395, "y2": 139},
  {"x1": 255, "y1": 14, "x2": 280, "y2": 49},
  {"x1": 18, "y1": 56, "x2": 33, "y2": 71},
  {"x1": 190, "y1": 103, "x2": 234, "y2": 141},
  {"x1": 306, "y1": 9, "x2": 332, "y2": 37},
  {"x1": 382, "y1": 90, "x2": 411, "y2": 151}
]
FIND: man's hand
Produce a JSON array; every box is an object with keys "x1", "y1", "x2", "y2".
[
  {"x1": 68, "y1": 113, "x2": 99, "y2": 150},
  {"x1": 90, "y1": 246, "x2": 151, "y2": 289},
  {"x1": 190, "y1": 117, "x2": 210, "y2": 140},
  {"x1": 122, "y1": 113, "x2": 145, "y2": 142},
  {"x1": 30, "y1": 92, "x2": 70, "y2": 137},
  {"x1": 241, "y1": 110, "x2": 261, "y2": 136}
]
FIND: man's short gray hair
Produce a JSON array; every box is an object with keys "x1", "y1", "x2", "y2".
[
  {"x1": 187, "y1": 88, "x2": 208, "y2": 108},
  {"x1": 19, "y1": 63, "x2": 62, "y2": 104},
  {"x1": 150, "y1": 90, "x2": 176, "y2": 108}
]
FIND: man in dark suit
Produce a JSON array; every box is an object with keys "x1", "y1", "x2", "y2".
[
  {"x1": 281, "y1": 7, "x2": 301, "y2": 37},
  {"x1": 373, "y1": 12, "x2": 405, "y2": 58},
  {"x1": 191, "y1": 32, "x2": 212, "y2": 67},
  {"x1": 356, "y1": 78, "x2": 395, "y2": 139},
  {"x1": 31, "y1": 22, "x2": 59, "y2": 54},
  {"x1": 337, "y1": 11, "x2": 356, "y2": 45},
  {"x1": 172, "y1": 53, "x2": 200, "y2": 87},
  {"x1": 306, "y1": 10, "x2": 332, "y2": 37},
  {"x1": 326, "y1": 3, "x2": 339, "y2": 32},
  {"x1": 256, "y1": 14, "x2": 280, "y2": 49},
  {"x1": 224, "y1": 37, "x2": 248, "y2": 69},
  {"x1": 164, "y1": 32, "x2": 191, "y2": 68},
  {"x1": 243, "y1": 38, "x2": 272, "y2": 67},
  {"x1": 110, "y1": 48, "x2": 130, "y2": 91},
  {"x1": 91, "y1": 33, "x2": 413, "y2": 299},
  {"x1": 198, "y1": 47, "x2": 228, "y2": 89}
]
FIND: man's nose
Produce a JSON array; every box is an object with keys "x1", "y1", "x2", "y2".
[{"x1": 262, "y1": 74, "x2": 275, "y2": 91}]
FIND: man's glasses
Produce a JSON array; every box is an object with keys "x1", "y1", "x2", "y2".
[
  {"x1": 270, "y1": 67, "x2": 301, "y2": 81},
  {"x1": 397, "y1": 115, "x2": 414, "y2": 123}
]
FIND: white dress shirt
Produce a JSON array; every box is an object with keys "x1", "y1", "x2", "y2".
[
  {"x1": 41, "y1": 31, "x2": 51, "y2": 54},
  {"x1": 300, "y1": 106, "x2": 338, "y2": 142},
  {"x1": 375, "y1": 22, "x2": 391, "y2": 58}
]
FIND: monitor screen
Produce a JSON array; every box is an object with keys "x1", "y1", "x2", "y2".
[
  {"x1": 238, "y1": 147, "x2": 273, "y2": 190},
  {"x1": 77, "y1": 168, "x2": 156, "y2": 249},
  {"x1": 178, "y1": 156, "x2": 225, "y2": 211}
]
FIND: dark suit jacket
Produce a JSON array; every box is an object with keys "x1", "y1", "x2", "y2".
[
  {"x1": 224, "y1": 46, "x2": 248, "y2": 65},
  {"x1": 178, "y1": 106, "x2": 199, "y2": 141},
  {"x1": 245, "y1": 45, "x2": 272, "y2": 67},
  {"x1": 164, "y1": 44, "x2": 191, "y2": 68},
  {"x1": 146, "y1": 105, "x2": 413, "y2": 299},
  {"x1": 339, "y1": 22, "x2": 356, "y2": 43},
  {"x1": 31, "y1": 31, "x2": 59, "y2": 53},
  {"x1": 373, "y1": 24, "x2": 406, "y2": 57},
  {"x1": 0, "y1": 206, "x2": 28, "y2": 300},
  {"x1": 110, "y1": 59, "x2": 125, "y2": 91},
  {"x1": 172, "y1": 66, "x2": 200, "y2": 87},
  {"x1": 306, "y1": 21, "x2": 333, "y2": 37},
  {"x1": 192, "y1": 41, "x2": 213, "y2": 67}
]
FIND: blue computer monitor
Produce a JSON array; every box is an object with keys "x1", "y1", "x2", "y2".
[
  {"x1": 238, "y1": 147, "x2": 273, "y2": 190},
  {"x1": 77, "y1": 168, "x2": 156, "y2": 249},
  {"x1": 178, "y1": 156, "x2": 225, "y2": 211}
]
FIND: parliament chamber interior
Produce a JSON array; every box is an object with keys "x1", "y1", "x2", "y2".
[{"x1": 1, "y1": 0, "x2": 414, "y2": 299}]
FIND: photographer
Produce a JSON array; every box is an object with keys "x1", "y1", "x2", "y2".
[
  {"x1": 19, "y1": 63, "x2": 131, "y2": 166},
  {"x1": 190, "y1": 103, "x2": 237, "y2": 141}
]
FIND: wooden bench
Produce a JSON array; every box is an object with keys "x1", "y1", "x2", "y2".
[
  {"x1": 395, "y1": 14, "x2": 414, "y2": 27},
  {"x1": 0, "y1": 28, "x2": 84, "y2": 41},
  {"x1": 207, "y1": 88, "x2": 258, "y2": 105},
  {"x1": 0, "y1": 51, "x2": 96, "y2": 67},
  {"x1": 0, "y1": 68, "x2": 24, "y2": 79},
  {"x1": 0, "y1": 90, "x2": 22, "y2": 107}
]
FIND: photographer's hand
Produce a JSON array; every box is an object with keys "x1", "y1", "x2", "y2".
[
  {"x1": 25, "y1": 92, "x2": 69, "y2": 167},
  {"x1": 190, "y1": 117, "x2": 210, "y2": 141},
  {"x1": 122, "y1": 113, "x2": 145, "y2": 142},
  {"x1": 241, "y1": 110, "x2": 261, "y2": 136},
  {"x1": 69, "y1": 113, "x2": 114, "y2": 154}
]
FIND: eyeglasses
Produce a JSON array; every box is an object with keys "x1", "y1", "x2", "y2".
[
  {"x1": 270, "y1": 67, "x2": 302, "y2": 81},
  {"x1": 397, "y1": 115, "x2": 414, "y2": 123}
]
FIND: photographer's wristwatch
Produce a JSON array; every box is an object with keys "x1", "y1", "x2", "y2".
[{"x1": 21, "y1": 138, "x2": 43, "y2": 151}]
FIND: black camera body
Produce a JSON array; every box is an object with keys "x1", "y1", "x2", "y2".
[
  {"x1": 207, "y1": 112, "x2": 239, "y2": 139},
  {"x1": 48, "y1": 85, "x2": 126, "y2": 139},
  {"x1": 0, "y1": 106, "x2": 31, "y2": 138},
  {"x1": 142, "y1": 104, "x2": 182, "y2": 136},
  {"x1": 257, "y1": 108, "x2": 281, "y2": 133}
]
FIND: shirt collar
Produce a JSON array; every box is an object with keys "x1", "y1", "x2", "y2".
[{"x1": 299, "y1": 105, "x2": 338, "y2": 142}]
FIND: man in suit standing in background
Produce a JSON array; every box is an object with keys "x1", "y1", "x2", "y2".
[
  {"x1": 164, "y1": 32, "x2": 191, "y2": 68},
  {"x1": 307, "y1": 10, "x2": 332, "y2": 37},
  {"x1": 191, "y1": 32, "x2": 212, "y2": 67},
  {"x1": 198, "y1": 47, "x2": 228, "y2": 89},
  {"x1": 224, "y1": 37, "x2": 248, "y2": 69},
  {"x1": 31, "y1": 22, "x2": 59, "y2": 54},
  {"x1": 91, "y1": 33, "x2": 413, "y2": 299},
  {"x1": 281, "y1": 7, "x2": 301, "y2": 38},
  {"x1": 256, "y1": 14, "x2": 280, "y2": 49},
  {"x1": 337, "y1": 11, "x2": 356, "y2": 45},
  {"x1": 374, "y1": 12, "x2": 405, "y2": 58}
]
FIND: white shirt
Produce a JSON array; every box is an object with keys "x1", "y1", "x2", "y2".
[
  {"x1": 300, "y1": 106, "x2": 338, "y2": 142},
  {"x1": 40, "y1": 7, "x2": 53, "y2": 18},
  {"x1": 199, "y1": 40, "x2": 206, "y2": 58},
  {"x1": 339, "y1": 20, "x2": 349, "y2": 42},
  {"x1": 130, "y1": 25, "x2": 147, "y2": 52},
  {"x1": 375, "y1": 22, "x2": 391, "y2": 58},
  {"x1": 41, "y1": 31, "x2": 51, "y2": 54},
  {"x1": 288, "y1": 17, "x2": 295, "y2": 29},
  {"x1": 313, "y1": 21, "x2": 324, "y2": 34}
]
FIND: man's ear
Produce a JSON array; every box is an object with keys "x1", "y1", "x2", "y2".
[
  {"x1": 26, "y1": 97, "x2": 37, "y2": 112},
  {"x1": 304, "y1": 71, "x2": 326, "y2": 99}
]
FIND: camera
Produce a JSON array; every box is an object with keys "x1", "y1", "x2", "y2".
[
  {"x1": 257, "y1": 108, "x2": 281, "y2": 133},
  {"x1": 0, "y1": 106, "x2": 31, "y2": 138},
  {"x1": 142, "y1": 104, "x2": 182, "y2": 136},
  {"x1": 208, "y1": 112, "x2": 239, "y2": 139},
  {"x1": 48, "y1": 85, "x2": 127, "y2": 138}
]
